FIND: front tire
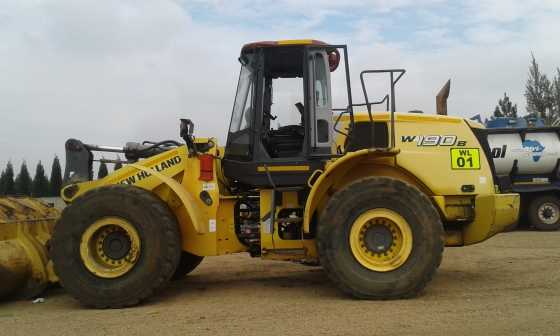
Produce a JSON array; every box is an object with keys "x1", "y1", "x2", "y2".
[
  {"x1": 317, "y1": 177, "x2": 444, "y2": 299},
  {"x1": 529, "y1": 195, "x2": 560, "y2": 231},
  {"x1": 51, "y1": 185, "x2": 181, "y2": 308}
]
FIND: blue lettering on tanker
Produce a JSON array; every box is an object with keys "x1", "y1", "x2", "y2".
[{"x1": 522, "y1": 140, "x2": 545, "y2": 162}]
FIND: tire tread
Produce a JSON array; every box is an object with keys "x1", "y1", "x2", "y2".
[
  {"x1": 316, "y1": 176, "x2": 444, "y2": 299},
  {"x1": 52, "y1": 185, "x2": 181, "y2": 308}
]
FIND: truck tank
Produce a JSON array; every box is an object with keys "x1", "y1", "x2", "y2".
[
  {"x1": 487, "y1": 129, "x2": 560, "y2": 176},
  {"x1": 486, "y1": 127, "x2": 560, "y2": 231}
]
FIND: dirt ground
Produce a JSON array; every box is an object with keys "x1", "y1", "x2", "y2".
[{"x1": 1, "y1": 230, "x2": 560, "y2": 336}]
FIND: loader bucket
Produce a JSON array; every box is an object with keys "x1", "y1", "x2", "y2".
[{"x1": 0, "y1": 197, "x2": 60, "y2": 300}]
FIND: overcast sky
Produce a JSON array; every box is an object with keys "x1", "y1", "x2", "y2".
[{"x1": 1, "y1": 0, "x2": 560, "y2": 174}]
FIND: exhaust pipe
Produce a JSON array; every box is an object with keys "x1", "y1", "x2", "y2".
[{"x1": 436, "y1": 79, "x2": 451, "y2": 115}]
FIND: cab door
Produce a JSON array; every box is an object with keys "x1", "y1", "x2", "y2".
[{"x1": 307, "y1": 49, "x2": 334, "y2": 156}]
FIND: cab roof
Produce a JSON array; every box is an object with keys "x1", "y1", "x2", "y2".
[{"x1": 241, "y1": 39, "x2": 327, "y2": 53}]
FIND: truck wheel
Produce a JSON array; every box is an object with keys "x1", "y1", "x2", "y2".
[
  {"x1": 317, "y1": 177, "x2": 444, "y2": 299},
  {"x1": 529, "y1": 195, "x2": 560, "y2": 231},
  {"x1": 51, "y1": 185, "x2": 181, "y2": 308},
  {"x1": 172, "y1": 251, "x2": 203, "y2": 280}
]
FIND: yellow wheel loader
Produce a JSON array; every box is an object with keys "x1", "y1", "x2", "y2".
[{"x1": 52, "y1": 40, "x2": 519, "y2": 308}]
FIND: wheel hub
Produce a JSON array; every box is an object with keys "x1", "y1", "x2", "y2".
[
  {"x1": 102, "y1": 230, "x2": 132, "y2": 260},
  {"x1": 363, "y1": 224, "x2": 393, "y2": 254},
  {"x1": 538, "y1": 203, "x2": 559, "y2": 225},
  {"x1": 349, "y1": 209, "x2": 413, "y2": 272},
  {"x1": 80, "y1": 217, "x2": 141, "y2": 279}
]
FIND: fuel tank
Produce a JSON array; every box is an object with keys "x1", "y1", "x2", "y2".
[{"x1": 487, "y1": 129, "x2": 560, "y2": 176}]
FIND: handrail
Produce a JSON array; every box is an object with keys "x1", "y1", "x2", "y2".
[
  {"x1": 333, "y1": 95, "x2": 389, "y2": 140},
  {"x1": 359, "y1": 69, "x2": 406, "y2": 149}
]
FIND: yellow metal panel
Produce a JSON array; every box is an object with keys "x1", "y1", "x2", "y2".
[
  {"x1": 277, "y1": 39, "x2": 314, "y2": 45},
  {"x1": 176, "y1": 144, "x2": 221, "y2": 256},
  {"x1": 266, "y1": 239, "x2": 305, "y2": 255},
  {"x1": 303, "y1": 150, "x2": 426, "y2": 233},
  {"x1": 257, "y1": 165, "x2": 310, "y2": 172},
  {"x1": 341, "y1": 111, "x2": 464, "y2": 124},
  {"x1": 393, "y1": 117, "x2": 495, "y2": 196},
  {"x1": 61, "y1": 148, "x2": 188, "y2": 202},
  {"x1": 260, "y1": 190, "x2": 274, "y2": 250},
  {"x1": 260, "y1": 188, "x2": 307, "y2": 258},
  {"x1": 216, "y1": 198, "x2": 247, "y2": 254},
  {"x1": 431, "y1": 195, "x2": 474, "y2": 221},
  {"x1": 128, "y1": 163, "x2": 207, "y2": 234},
  {"x1": 332, "y1": 161, "x2": 430, "y2": 196},
  {"x1": 462, "y1": 193, "x2": 519, "y2": 245},
  {"x1": 281, "y1": 191, "x2": 299, "y2": 208},
  {"x1": 269, "y1": 191, "x2": 304, "y2": 253},
  {"x1": 465, "y1": 118, "x2": 484, "y2": 129},
  {"x1": 303, "y1": 149, "x2": 370, "y2": 233},
  {"x1": 260, "y1": 190, "x2": 311, "y2": 260}
]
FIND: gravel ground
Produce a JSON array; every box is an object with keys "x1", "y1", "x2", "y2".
[{"x1": 1, "y1": 230, "x2": 559, "y2": 336}]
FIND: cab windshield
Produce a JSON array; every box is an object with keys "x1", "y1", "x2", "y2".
[
  {"x1": 229, "y1": 57, "x2": 255, "y2": 133},
  {"x1": 225, "y1": 54, "x2": 256, "y2": 160}
]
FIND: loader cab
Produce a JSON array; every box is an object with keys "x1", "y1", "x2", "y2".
[{"x1": 223, "y1": 40, "x2": 347, "y2": 188}]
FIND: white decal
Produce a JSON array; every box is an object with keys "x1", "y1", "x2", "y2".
[{"x1": 202, "y1": 183, "x2": 216, "y2": 191}]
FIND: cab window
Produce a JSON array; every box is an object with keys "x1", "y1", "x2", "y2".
[{"x1": 226, "y1": 57, "x2": 256, "y2": 160}]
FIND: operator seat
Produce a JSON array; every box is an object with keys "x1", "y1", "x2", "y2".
[{"x1": 264, "y1": 103, "x2": 305, "y2": 158}]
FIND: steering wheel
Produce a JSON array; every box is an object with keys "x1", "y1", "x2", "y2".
[{"x1": 264, "y1": 110, "x2": 277, "y2": 121}]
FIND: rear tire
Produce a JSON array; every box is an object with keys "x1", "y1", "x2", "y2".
[
  {"x1": 528, "y1": 195, "x2": 560, "y2": 231},
  {"x1": 317, "y1": 177, "x2": 444, "y2": 299},
  {"x1": 172, "y1": 251, "x2": 203, "y2": 280},
  {"x1": 51, "y1": 185, "x2": 181, "y2": 308}
]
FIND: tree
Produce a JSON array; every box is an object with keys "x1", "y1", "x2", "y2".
[
  {"x1": 0, "y1": 169, "x2": 6, "y2": 195},
  {"x1": 97, "y1": 162, "x2": 108, "y2": 179},
  {"x1": 114, "y1": 156, "x2": 123, "y2": 171},
  {"x1": 15, "y1": 162, "x2": 32, "y2": 196},
  {"x1": 49, "y1": 156, "x2": 63, "y2": 197},
  {"x1": 493, "y1": 92, "x2": 518, "y2": 118},
  {"x1": 525, "y1": 53, "x2": 553, "y2": 123},
  {"x1": 0, "y1": 162, "x2": 16, "y2": 195},
  {"x1": 32, "y1": 161, "x2": 50, "y2": 197},
  {"x1": 552, "y1": 68, "x2": 560, "y2": 116}
]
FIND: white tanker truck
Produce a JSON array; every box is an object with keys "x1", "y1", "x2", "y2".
[{"x1": 485, "y1": 127, "x2": 560, "y2": 231}]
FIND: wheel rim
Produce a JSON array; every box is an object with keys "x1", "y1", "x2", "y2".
[
  {"x1": 80, "y1": 217, "x2": 141, "y2": 279},
  {"x1": 538, "y1": 202, "x2": 560, "y2": 225},
  {"x1": 349, "y1": 209, "x2": 413, "y2": 272}
]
